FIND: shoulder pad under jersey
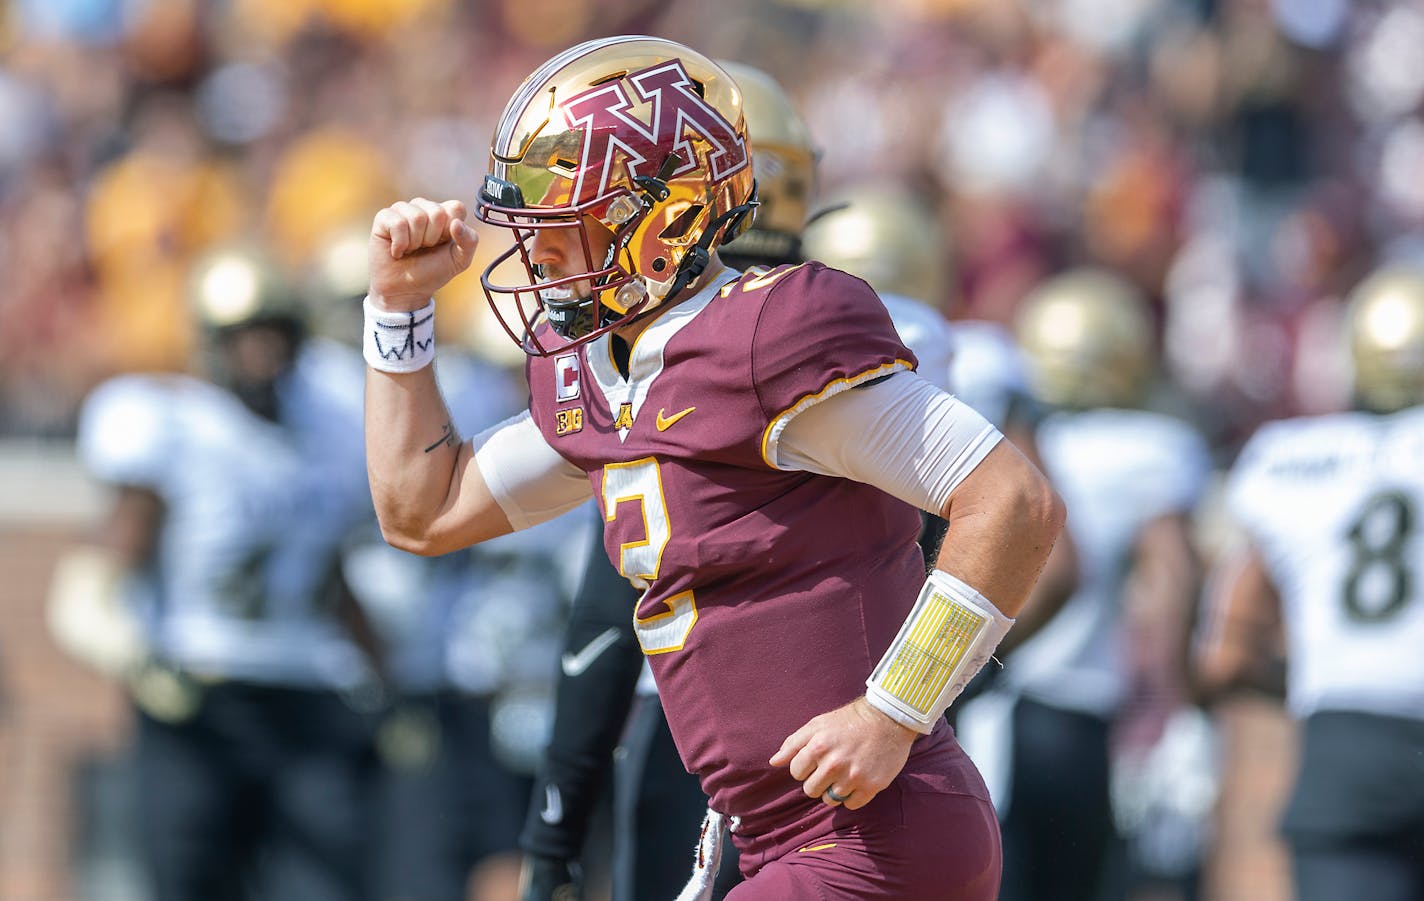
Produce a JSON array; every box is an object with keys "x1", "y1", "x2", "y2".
[
  {"x1": 745, "y1": 262, "x2": 917, "y2": 420},
  {"x1": 78, "y1": 374, "x2": 187, "y2": 487},
  {"x1": 879, "y1": 292, "x2": 952, "y2": 392}
]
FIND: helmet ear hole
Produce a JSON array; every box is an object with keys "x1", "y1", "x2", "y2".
[{"x1": 659, "y1": 205, "x2": 704, "y2": 241}]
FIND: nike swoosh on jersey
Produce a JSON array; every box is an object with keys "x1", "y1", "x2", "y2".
[
  {"x1": 560, "y1": 627, "x2": 622, "y2": 677},
  {"x1": 540, "y1": 784, "x2": 563, "y2": 825},
  {"x1": 655, "y1": 406, "x2": 696, "y2": 431}
]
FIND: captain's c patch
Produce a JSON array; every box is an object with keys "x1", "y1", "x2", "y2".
[{"x1": 555, "y1": 353, "x2": 581, "y2": 402}]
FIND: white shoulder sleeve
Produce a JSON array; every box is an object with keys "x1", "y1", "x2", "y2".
[
  {"x1": 78, "y1": 375, "x2": 172, "y2": 487},
  {"x1": 472, "y1": 410, "x2": 591, "y2": 530},
  {"x1": 775, "y1": 371, "x2": 1002, "y2": 513}
]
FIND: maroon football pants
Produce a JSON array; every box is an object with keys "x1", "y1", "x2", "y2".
[{"x1": 727, "y1": 783, "x2": 1001, "y2": 900}]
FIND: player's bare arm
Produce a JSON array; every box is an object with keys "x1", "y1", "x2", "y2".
[
  {"x1": 364, "y1": 197, "x2": 514, "y2": 556},
  {"x1": 1193, "y1": 543, "x2": 1287, "y2": 702},
  {"x1": 1121, "y1": 512, "x2": 1201, "y2": 696},
  {"x1": 931, "y1": 440, "x2": 1066, "y2": 616},
  {"x1": 996, "y1": 422, "x2": 1078, "y2": 656}
]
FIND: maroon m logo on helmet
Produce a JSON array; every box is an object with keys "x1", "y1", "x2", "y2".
[{"x1": 562, "y1": 60, "x2": 749, "y2": 205}]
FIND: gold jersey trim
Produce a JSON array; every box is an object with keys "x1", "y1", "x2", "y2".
[{"x1": 759, "y1": 359, "x2": 915, "y2": 469}]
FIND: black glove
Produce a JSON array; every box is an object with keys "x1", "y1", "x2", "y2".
[{"x1": 518, "y1": 853, "x2": 582, "y2": 901}]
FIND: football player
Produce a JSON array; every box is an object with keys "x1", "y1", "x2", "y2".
[
  {"x1": 517, "y1": 60, "x2": 865, "y2": 901},
  {"x1": 518, "y1": 63, "x2": 1074, "y2": 901},
  {"x1": 953, "y1": 266, "x2": 1214, "y2": 901},
  {"x1": 1195, "y1": 265, "x2": 1424, "y2": 901},
  {"x1": 363, "y1": 35, "x2": 1064, "y2": 901},
  {"x1": 50, "y1": 246, "x2": 381, "y2": 901}
]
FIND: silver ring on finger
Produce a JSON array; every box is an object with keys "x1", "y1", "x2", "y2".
[{"x1": 823, "y1": 786, "x2": 850, "y2": 804}]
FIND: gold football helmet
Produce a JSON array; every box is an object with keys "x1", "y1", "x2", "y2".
[
  {"x1": 190, "y1": 244, "x2": 305, "y2": 337},
  {"x1": 1014, "y1": 267, "x2": 1152, "y2": 410},
  {"x1": 1347, "y1": 265, "x2": 1424, "y2": 412},
  {"x1": 716, "y1": 60, "x2": 816, "y2": 267},
  {"x1": 188, "y1": 244, "x2": 306, "y2": 416},
  {"x1": 475, "y1": 35, "x2": 756, "y2": 355},
  {"x1": 798, "y1": 180, "x2": 950, "y2": 307},
  {"x1": 304, "y1": 223, "x2": 372, "y2": 344}
]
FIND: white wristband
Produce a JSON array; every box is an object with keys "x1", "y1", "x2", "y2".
[
  {"x1": 865, "y1": 569, "x2": 1014, "y2": 734},
  {"x1": 363, "y1": 296, "x2": 436, "y2": 373}
]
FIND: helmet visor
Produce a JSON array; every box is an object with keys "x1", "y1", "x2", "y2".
[{"x1": 475, "y1": 175, "x2": 647, "y2": 355}]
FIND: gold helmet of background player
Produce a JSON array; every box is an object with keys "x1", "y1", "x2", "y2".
[
  {"x1": 304, "y1": 222, "x2": 371, "y2": 346},
  {"x1": 1014, "y1": 266, "x2": 1152, "y2": 410},
  {"x1": 189, "y1": 244, "x2": 305, "y2": 337},
  {"x1": 798, "y1": 180, "x2": 950, "y2": 308},
  {"x1": 715, "y1": 60, "x2": 816, "y2": 267},
  {"x1": 188, "y1": 243, "x2": 306, "y2": 418},
  {"x1": 475, "y1": 35, "x2": 756, "y2": 355},
  {"x1": 1347, "y1": 265, "x2": 1424, "y2": 413}
]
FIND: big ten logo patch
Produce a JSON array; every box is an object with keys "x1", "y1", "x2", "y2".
[{"x1": 556, "y1": 407, "x2": 584, "y2": 436}]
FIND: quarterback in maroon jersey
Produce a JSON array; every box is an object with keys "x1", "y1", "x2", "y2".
[{"x1": 362, "y1": 36, "x2": 1064, "y2": 900}]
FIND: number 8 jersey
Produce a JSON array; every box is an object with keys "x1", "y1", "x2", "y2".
[{"x1": 1225, "y1": 406, "x2": 1424, "y2": 720}]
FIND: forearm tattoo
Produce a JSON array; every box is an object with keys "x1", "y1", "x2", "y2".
[{"x1": 423, "y1": 422, "x2": 459, "y2": 453}]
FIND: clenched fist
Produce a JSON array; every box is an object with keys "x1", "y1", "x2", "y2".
[{"x1": 368, "y1": 197, "x2": 479, "y2": 312}]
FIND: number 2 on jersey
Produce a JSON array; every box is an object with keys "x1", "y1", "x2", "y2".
[{"x1": 601, "y1": 457, "x2": 697, "y2": 653}]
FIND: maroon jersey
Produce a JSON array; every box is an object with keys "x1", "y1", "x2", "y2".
[{"x1": 527, "y1": 263, "x2": 987, "y2": 853}]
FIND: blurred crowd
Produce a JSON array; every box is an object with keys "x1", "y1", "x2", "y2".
[
  {"x1": 0, "y1": 0, "x2": 1420, "y2": 454},
  {"x1": 5, "y1": 1, "x2": 1424, "y2": 899}
]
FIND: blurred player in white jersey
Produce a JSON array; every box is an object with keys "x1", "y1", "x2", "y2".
[
  {"x1": 1196, "y1": 265, "x2": 1424, "y2": 901},
  {"x1": 953, "y1": 267, "x2": 1213, "y2": 901},
  {"x1": 50, "y1": 246, "x2": 382, "y2": 901}
]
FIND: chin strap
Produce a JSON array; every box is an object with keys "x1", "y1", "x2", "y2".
[{"x1": 665, "y1": 192, "x2": 760, "y2": 300}]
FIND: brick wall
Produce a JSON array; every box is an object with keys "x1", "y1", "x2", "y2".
[{"x1": 0, "y1": 442, "x2": 132, "y2": 901}]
